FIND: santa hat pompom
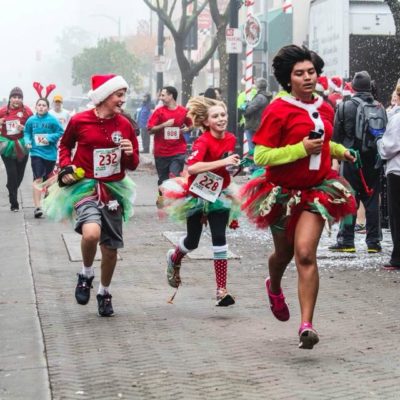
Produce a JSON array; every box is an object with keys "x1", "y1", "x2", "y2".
[
  {"x1": 329, "y1": 76, "x2": 343, "y2": 92},
  {"x1": 88, "y1": 74, "x2": 129, "y2": 105},
  {"x1": 316, "y1": 76, "x2": 329, "y2": 95}
]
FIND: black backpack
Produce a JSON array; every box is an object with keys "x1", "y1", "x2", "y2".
[{"x1": 338, "y1": 97, "x2": 387, "y2": 153}]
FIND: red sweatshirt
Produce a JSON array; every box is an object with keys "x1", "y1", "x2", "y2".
[
  {"x1": 59, "y1": 109, "x2": 139, "y2": 182},
  {"x1": 0, "y1": 105, "x2": 33, "y2": 140},
  {"x1": 147, "y1": 105, "x2": 191, "y2": 157}
]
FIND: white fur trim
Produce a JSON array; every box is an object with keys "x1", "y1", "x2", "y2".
[
  {"x1": 88, "y1": 76, "x2": 128, "y2": 105},
  {"x1": 178, "y1": 237, "x2": 191, "y2": 253}
]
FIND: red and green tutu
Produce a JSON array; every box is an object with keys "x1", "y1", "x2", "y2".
[
  {"x1": 0, "y1": 137, "x2": 28, "y2": 159},
  {"x1": 160, "y1": 176, "x2": 241, "y2": 226},
  {"x1": 240, "y1": 169, "x2": 356, "y2": 238},
  {"x1": 42, "y1": 176, "x2": 136, "y2": 222}
]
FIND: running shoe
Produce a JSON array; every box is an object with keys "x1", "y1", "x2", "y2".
[
  {"x1": 97, "y1": 293, "x2": 114, "y2": 317},
  {"x1": 166, "y1": 249, "x2": 181, "y2": 288},
  {"x1": 75, "y1": 273, "x2": 94, "y2": 305},
  {"x1": 328, "y1": 243, "x2": 356, "y2": 253},
  {"x1": 382, "y1": 264, "x2": 400, "y2": 271},
  {"x1": 367, "y1": 244, "x2": 382, "y2": 253},
  {"x1": 10, "y1": 206, "x2": 19, "y2": 212},
  {"x1": 265, "y1": 278, "x2": 290, "y2": 321},
  {"x1": 34, "y1": 207, "x2": 43, "y2": 218},
  {"x1": 298, "y1": 322, "x2": 319, "y2": 350},
  {"x1": 156, "y1": 195, "x2": 164, "y2": 209},
  {"x1": 215, "y1": 288, "x2": 235, "y2": 307}
]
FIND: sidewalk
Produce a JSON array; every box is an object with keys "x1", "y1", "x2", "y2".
[{"x1": 1, "y1": 160, "x2": 400, "y2": 399}]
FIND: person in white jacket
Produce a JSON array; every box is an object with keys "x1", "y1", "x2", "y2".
[{"x1": 377, "y1": 113, "x2": 400, "y2": 270}]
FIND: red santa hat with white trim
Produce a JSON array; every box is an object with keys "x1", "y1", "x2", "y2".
[
  {"x1": 329, "y1": 76, "x2": 343, "y2": 93},
  {"x1": 88, "y1": 74, "x2": 129, "y2": 105},
  {"x1": 342, "y1": 82, "x2": 354, "y2": 97},
  {"x1": 316, "y1": 76, "x2": 329, "y2": 95}
]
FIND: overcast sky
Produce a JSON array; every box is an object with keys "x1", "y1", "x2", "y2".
[{"x1": 0, "y1": 0, "x2": 150, "y2": 104}]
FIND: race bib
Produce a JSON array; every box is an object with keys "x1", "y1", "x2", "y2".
[
  {"x1": 5, "y1": 120, "x2": 19, "y2": 136},
  {"x1": 189, "y1": 171, "x2": 223, "y2": 203},
  {"x1": 34, "y1": 134, "x2": 49, "y2": 146},
  {"x1": 93, "y1": 147, "x2": 121, "y2": 178},
  {"x1": 164, "y1": 127, "x2": 180, "y2": 140}
]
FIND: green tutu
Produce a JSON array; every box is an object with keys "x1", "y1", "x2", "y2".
[{"x1": 43, "y1": 176, "x2": 136, "y2": 222}]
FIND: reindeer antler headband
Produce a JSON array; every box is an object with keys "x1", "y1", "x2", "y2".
[{"x1": 33, "y1": 82, "x2": 56, "y2": 99}]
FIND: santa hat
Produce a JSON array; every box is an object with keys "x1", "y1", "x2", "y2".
[
  {"x1": 315, "y1": 76, "x2": 329, "y2": 95},
  {"x1": 329, "y1": 76, "x2": 343, "y2": 92},
  {"x1": 342, "y1": 82, "x2": 354, "y2": 97},
  {"x1": 88, "y1": 74, "x2": 128, "y2": 105}
]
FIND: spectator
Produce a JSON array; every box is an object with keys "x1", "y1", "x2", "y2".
[
  {"x1": 137, "y1": 93, "x2": 154, "y2": 153},
  {"x1": 329, "y1": 71, "x2": 383, "y2": 253}
]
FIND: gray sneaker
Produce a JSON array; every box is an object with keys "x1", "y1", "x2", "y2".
[{"x1": 166, "y1": 249, "x2": 181, "y2": 288}]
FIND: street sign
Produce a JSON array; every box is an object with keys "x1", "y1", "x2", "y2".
[
  {"x1": 226, "y1": 28, "x2": 242, "y2": 54},
  {"x1": 243, "y1": 15, "x2": 262, "y2": 48},
  {"x1": 154, "y1": 55, "x2": 166, "y2": 73}
]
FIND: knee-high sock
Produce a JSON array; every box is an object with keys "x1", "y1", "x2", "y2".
[
  {"x1": 171, "y1": 236, "x2": 190, "y2": 265},
  {"x1": 213, "y1": 245, "x2": 228, "y2": 289}
]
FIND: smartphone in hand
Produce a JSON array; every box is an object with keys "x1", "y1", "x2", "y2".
[{"x1": 309, "y1": 130, "x2": 323, "y2": 139}]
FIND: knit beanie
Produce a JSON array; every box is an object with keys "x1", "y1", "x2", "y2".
[
  {"x1": 352, "y1": 71, "x2": 371, "y2": 92},
  {"x1": 9, "y1": 87, "x2": 23, "y2": 99},
  {"x1": 88, "y1": 74, "x2": 129, "y2": 105},
  {"x1": 256, "y1": 77, "x2": 268, "y2": 90}
]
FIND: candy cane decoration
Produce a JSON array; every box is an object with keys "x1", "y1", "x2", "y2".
[{"x1": 243, "y1": 0, "x2": 255, "y2": 158}]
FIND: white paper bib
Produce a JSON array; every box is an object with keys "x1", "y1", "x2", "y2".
[
  {"x1": 5, "y1": 120, "x2": 19, "y2": 136},
  {"x1": 189, "y1": 171, "x2": 223, "y2": 203},
  {"x1": 164, "y1": 127, "x2": 180, "y2": 140},
  {"x1": 93, "y1": 147, "x2": 121, "y2": 178},
  {"x1": 34, "y1": 133, "x2": 49, "y2": 146}
]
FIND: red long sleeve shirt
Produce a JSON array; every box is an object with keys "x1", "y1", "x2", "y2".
[
  {"x1": 59, "y1": 109, "x2": 139, "y2": 182},
  {"x1": 0, "y1": 105, "x2": 33, "y2": 140}
]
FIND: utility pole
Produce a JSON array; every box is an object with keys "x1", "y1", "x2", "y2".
[{"x1": 227, "y1": 0, "x2": 241, "y2": 154}]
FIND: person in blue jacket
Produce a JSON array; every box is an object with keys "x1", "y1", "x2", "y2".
[{"x1": 24, "y1": 97, "x2": 64, "y2": 218}]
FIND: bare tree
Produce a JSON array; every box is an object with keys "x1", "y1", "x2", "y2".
[
  {"x1": 208, "y1": 0, "x2": 230, "y2": 101},
  {"x1": 387, "y1": 0, "x2": 400, "y2": 40},
  {"x1": 143, "y1": 0, "x2": 229, "y2": 104}
]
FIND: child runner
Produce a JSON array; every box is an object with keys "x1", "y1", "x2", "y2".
[
  {"x1": 240, "y1": 45, "x2": 357, "y2": 349},
  {"x1": 161, "y1": 96, "x2": 241, "y2": 306},
  {"x1": 43, "y1": 74, "x2": 139, "y2": 317},
  {"x1": 24, "y1": 86, "x2": 64, "y2": 218}
]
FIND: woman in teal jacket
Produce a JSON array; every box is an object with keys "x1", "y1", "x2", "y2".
[{"x1": 24, "y1": 97, "x2": 64, "y2": 218}]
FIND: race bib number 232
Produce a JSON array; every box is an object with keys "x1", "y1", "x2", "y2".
[{"x1": 93, "y1": 147, "x2": 121, "y2": 178}]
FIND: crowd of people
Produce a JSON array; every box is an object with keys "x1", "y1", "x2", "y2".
[{"x1": 1, "y1": 43, "x2": 399, "y2": 350}]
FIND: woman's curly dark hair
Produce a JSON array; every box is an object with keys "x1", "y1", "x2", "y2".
[{"x1": 272, "y1": 45, "x2": 324, "y2": 92}]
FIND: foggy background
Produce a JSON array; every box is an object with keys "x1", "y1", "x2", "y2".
[{"x1": 0, "y1": 0, "x2": 150, "y2": 105}]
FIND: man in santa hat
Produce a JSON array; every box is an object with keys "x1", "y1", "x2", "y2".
[{"x1": 45, "y1": 74, "x2": 139, "y2": 317}]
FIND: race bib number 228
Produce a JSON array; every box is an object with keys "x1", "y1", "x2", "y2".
[{"x1": 189, "y1": 171, "x2": 223, "y2": 203}]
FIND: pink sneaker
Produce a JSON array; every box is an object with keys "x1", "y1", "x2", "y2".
[
  {"x1": 298, "y1": 322, "x2": 319, "y2": 350},
  {"x1": 265, "y1": 278, "x2": 290, "y2": 321}
]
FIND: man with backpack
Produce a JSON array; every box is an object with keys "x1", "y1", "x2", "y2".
[
  {"x1": 329, "y1": 71, "x2": 386, "y2": 253},
  {"x1": 243, "y1": 78, "x2": 272, "y2": 172}
]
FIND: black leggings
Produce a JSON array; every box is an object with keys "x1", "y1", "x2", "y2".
[
  {"x1": 183, "y1": 211, "x2": 229, "y2": 250},
  {"x1": 1, "y1": 154, "x2": 28, "y2": 207}
]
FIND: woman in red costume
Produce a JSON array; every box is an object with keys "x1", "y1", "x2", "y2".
[
  {"x1": 0, "y1": 87, "x2": 33, "y2": 211},
  {"x1": 240, "y1": 45, "x2": 357, "y2": 349}
]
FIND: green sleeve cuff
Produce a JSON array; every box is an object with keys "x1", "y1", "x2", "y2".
[
  {"x1": 254, "y1": 142, "x2": 308, "y2": 166},
  {"x1": 330, "y1": 141, "x2": 347, "y2": 160}
]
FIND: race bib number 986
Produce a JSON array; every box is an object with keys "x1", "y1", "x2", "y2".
[
  {"x1": 93, "y1": 147, "x2": 121, "y2": 178},
  {"x1": 189, "y1": 171, "x2": 223, "y2": 203}
]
